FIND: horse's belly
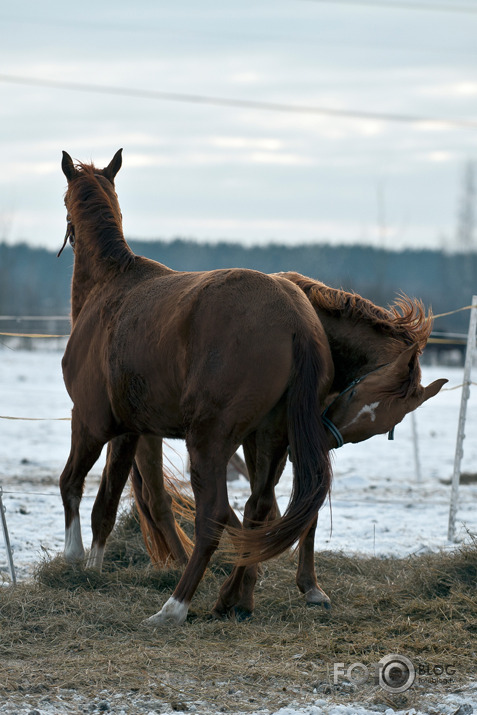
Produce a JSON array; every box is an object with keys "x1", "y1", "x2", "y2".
[{"x1": 108, "y1": 364, "x2": 186, "y2": 437}]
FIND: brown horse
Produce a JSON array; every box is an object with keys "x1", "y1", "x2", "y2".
[
  {"x1": 130, "y1": 275, "x2": 446, "y2": 617},
  {"x1": 59, "y1": 149, "x2": 446, "y2": 622},
  {"x1": 216, "y1": 273, "x2": 447, "y2": 615},
  {"x1": 59, "y1": 149, "x2": 342, "y2": 626}
]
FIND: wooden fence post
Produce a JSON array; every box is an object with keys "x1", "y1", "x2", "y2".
[
  {"x1": 0, "y1": 486, "x2": 16, "y2": 584},
  {"x1": 448, "y1": 296, "x2": 477, "y2": 541},
  {"x1": 411, "y1": 411, "x2": 422, "y2": 484}
]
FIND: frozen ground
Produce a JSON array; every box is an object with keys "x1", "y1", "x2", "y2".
[
  {"x1": 0, "y1": 349, "x2": 476, "y2": 715},
  {"x1": 1, "y1": 350, "x2": 476, "y2": 578}
]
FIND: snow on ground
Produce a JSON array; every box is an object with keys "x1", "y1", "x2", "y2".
[
  {"x1": 1, "y1": 349, "x2": 476, "y2": 715},
  {"x1": 1, "y1": 350, "x2": 476, "y2": 578}
]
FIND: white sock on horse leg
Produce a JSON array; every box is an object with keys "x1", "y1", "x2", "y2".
[
  {"x1": 144, "y1": 596, "x2": 189, "y2": 626},
  {"x1": 64, "y1": 515, "x2": 85, "y2": 561},
  {"x1": 85, "y1": 543, "x2": 105, "y2": 571}
]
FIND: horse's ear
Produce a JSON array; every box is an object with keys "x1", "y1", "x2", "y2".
[
  {"x1": 390, "y1": 345, "x2": 447, "y2": 408},
  {"x1": 388, "y1": 343, "x2": 419, "y2": 380},
  {"x1": 421, "y1": 378, "x2": 448, "y2": 404},
  {"x1": 103, "y1": 149, "x2": 123, "y2": 183},
  {"x1": 62, "y1": 151, "x2": 77, "y2": 181}
]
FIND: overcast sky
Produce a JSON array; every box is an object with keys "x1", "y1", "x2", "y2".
[{"x1": 1, "y1": 0, "x2": 477, "y2": 253}]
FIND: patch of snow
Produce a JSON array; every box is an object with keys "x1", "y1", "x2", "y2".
[{"x1": 1, "y1": 350, "x2": 476, "y2": 714}]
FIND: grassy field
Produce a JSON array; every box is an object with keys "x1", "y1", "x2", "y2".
[{"x1": 1, "y1": 509, "x2": 476, "y2": 713}]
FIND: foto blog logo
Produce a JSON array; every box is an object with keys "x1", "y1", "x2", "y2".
[{"x1": 334, "y1": 654, "x2": 415, "y2": 693}]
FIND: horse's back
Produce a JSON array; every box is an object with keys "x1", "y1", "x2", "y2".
[{"x1": 65, "y1": 264, "x2": 331, "y2": 440}]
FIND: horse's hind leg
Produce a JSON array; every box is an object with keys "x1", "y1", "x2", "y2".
[
  {"x1": 144, "y1": 434, "x2": 231, "y2": 626},
  {"x1": 236, "y1": 437, "x2": 330, "y2": 609},
  {"x1": 213, "y1": 430, "x2": 288, "y2": 619},
  {"x1": 133, "y1": 435, "x2": 191, "y2": 565},
  {"x1": 86, "y1": 433, "x2": 139, "y2": 570},
  {"x1": 59, "y1": 415, "x2": 105, "y2": 562},
  {"x1": 296, "y1": 517, "x2": 331, "y2": 607}
]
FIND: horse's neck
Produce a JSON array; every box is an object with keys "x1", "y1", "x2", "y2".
[
  {"x1": 70, "y1": 261, "x2": 98, "y2": 322},
  {"x1": 69, "y1": 242, "x2": 173, "y2": 322},
  {"x1": 69, "y1": 249, "x2": 115, "y2": 322},
  {"x1": 69, "y1": 213, "x2": 135, "y2": 320},
  {"x1": 317, "y1": 312, "x2": 394, "y2": 390}
]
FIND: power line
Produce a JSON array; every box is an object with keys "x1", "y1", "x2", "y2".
[
  {"x1": 1, "y1": 14, "x2": 475, "y2": 57},
  {"x1": 1, "y1": 73, "x2": 477, "y2": 130},
  {"x1": 300, "y1": 0, "x2": 477, "y2": 15}
]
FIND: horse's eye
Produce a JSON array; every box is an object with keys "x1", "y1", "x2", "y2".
[{"x1": 347, "y1": 389, "x2": 356, "y2": 401}]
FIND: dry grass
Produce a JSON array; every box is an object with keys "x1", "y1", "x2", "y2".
[{"x1": 1, "y1": 508, "x2": 476, "y2": 712}]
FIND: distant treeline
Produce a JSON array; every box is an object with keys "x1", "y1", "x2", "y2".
[{"x1": 0, "y1": 239, "x2": 475, "y2": 335}]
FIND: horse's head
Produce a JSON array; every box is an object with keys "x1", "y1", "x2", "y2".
[
  {"x1": 58, "y1": 149, "x2": 124, "y2": 256},
  {"x1": 61, "y1": 148, "x2": 123, "y2": 186},
  {"x1": 322, "y1": 344, "x2": 447, "y2": 446}
]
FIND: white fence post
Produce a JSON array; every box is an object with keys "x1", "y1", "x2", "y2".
[
  {"x1": 411, "y1": 411, "x2": 422, "y2": 484},
  {"x1": 448, "y1": 296, "x2": 477, "y2": 541},
  {"x1": 0, "y1": 486, "x2": 16, "y2": 584}
]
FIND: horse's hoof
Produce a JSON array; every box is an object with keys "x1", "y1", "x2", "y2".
[
  {"x1": 85, "y1": 545, "x2": 105, "y2": 571},
  {"x1": 234, "y1": 606, "x2": 253, "y2": 622},
  {"x1": 209, "y1": 610, "x2": 231, "y2": 621},
  {"x1": 142, "y1": 596, "x2": 188, "y2": 626},
  {"x1": 210, "y1": 602, "x2": 235, "y2": 620},
  {"x1": 84, "y1": 557, "x2": 102, "y2": 572},
  {"x1": 63, "y1": 554, "x2": 85, "y2": 565},
  {"x1": 63, "y1": 545, "x2": 85, "y2": 563},
  {"x1": 304, "y1": 587, "x2": 331, "y2": 609},
  {"x1": 306, "y1": 599, "x2": 331, "y2": 610}
]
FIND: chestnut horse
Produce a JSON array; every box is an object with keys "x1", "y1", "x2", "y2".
[
  {"x1": 59, "y1": 149, "x2": 342, "y2": 626},
  {"x1": 129, "y1": 275, "x2": 446, "y2": 617},
  {"x1": 215, "y1": 274, "x2": 447, "y2": 616},
  {"x1": 59, "y1": 149, "x2": 446, "y2": 622}
]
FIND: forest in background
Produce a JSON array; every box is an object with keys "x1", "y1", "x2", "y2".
[{"x1": 0, "y1": 239, "x2": 474, "y2": 339}]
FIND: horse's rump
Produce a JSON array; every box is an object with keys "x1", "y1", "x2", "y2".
[
  {"x1": 228, "y1": 323, "x2": 333, "y2": 565},
  {"x1": 69, "y1": 268, "x2": 325, "y2": 444}
]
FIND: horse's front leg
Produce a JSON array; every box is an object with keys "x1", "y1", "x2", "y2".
[
  {"x1": 59, "y1": 412, "x2": 105, "y2": 563},
  {"x1": 296, "y1": 517, "x2": 331, "y2": 607},
  {"x1": 144, "y1": 434, "x2": 231, "y2": 626},
  {"x1": 86, "y1": 433, "x2": 139, "y2": 570}
]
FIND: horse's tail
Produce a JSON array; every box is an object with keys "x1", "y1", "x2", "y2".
[
  {"x1": 234, "y1": 329, "x2": 332, "y2": 565},
  {"x1": 130, "y1": 461, "x2": 194, "y2": 566}
]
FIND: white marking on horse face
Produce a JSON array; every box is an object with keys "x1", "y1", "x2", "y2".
[
  {"x1": 64, "y1": 516, "x2": 85, "y2": 562},
  {"x1": 343, "y1": 401, "x2": 380, "y2": 430},
  {"x1": 85, "y1": 544, "x2": 105, "y2": 572},
  {"x1": 143, "y1": 596, "x2": 189, "y2": 626}
]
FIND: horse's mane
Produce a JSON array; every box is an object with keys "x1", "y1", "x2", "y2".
[
  {"x1": 282, "y1": 272, "x2": 433, "y2": 352},
  {"x1": 66, "y1": 162, "x2": 135, "y2": 271}
]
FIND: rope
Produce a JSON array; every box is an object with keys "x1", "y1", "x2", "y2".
[
  {"x1": 1, "y1": 489, "x2": 98, "y2": 499},
  {"x1": 427, "y1": 337, "x2": 467, "y2": 344},
  {"x1": 0, "y1": 304, "x2": 474, "y2": 340},
  {"x1": 432, "y1": 304, "x2": 477, "y2": 319},
  {"x1": 0, "y1": 332, "x2": 69, "y2": 338},
  {"x1": 1, "y1": 376, "x2": 475, "y2": 421},
  {"x1": 7, "y1": 330, "x2": 467, "y2": 342},
  {"x1": 442, "y1": 381, "x2": 477, "y2": 391},
  {"x1": 0, "y1": 316, "x2": 70, "y2": 321},
  {"x1": 0, "y1": 486, "x2": 469, "y2": 507},
  {"x1": 0, "y1": 415, "x2": 71, "y2": 421}
]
